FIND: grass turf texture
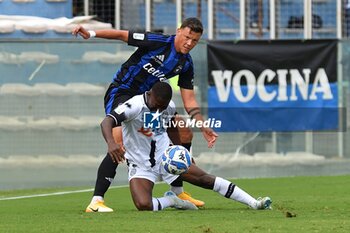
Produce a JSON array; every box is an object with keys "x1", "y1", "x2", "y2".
[{"x1": 0, "y1": 176, "x2": 349, "y2": 233}]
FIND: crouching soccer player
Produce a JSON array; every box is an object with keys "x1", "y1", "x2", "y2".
[{"x1": 100, "y1": 82, "x2": 271, "y2": 211}]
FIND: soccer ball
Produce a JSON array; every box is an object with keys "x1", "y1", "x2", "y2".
[{"x1": 162, "y1": 145, "x2": 192, "y2": 175}]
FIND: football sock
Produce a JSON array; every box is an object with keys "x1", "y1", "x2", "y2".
[
  {"x1": 93, "y1": 153, "x2": 118, "y2": 197},
  {"x1": 182, "y1": 142, "x2": 196, "y2": 164},
  {"x1": 213, "y1": 177, "x2": 257, "y2": 208},
  {"x1": 170, "y1": 176, "x2": 183, "y2": 187},
  {"x1": 91, "y1": 196, "x2": 104, "y2": 203},
  {"x1": 170, "y1": 186, "x2": 184, "y2": 195},
  {"x1": 152, "y1": 197, "x2": 172, "y2": 211},
  {"x1": 181, "y1": 142, "x2": 192, "y2": 152}
]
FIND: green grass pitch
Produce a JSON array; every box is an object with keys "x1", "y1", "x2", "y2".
[{"x1": 0, "y1": 176, "x2": 349, "y2": 233}]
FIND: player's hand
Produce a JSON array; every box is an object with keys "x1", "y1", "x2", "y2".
[
  {"x1": 201, "y1": 127, "x2": 218, "y2": 148},
  {"x1": 72, "y1": 25, "x2": 90, "y2": 39},
  {"x1": 107, "y1": 142, "x2": 126, "y2": 164}
]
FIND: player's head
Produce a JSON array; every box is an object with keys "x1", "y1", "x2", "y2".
[
  {"x1": 175, "y1": 17, "x2": 203, "y2": 54},
  {"x1": 180, "y1": 17, "x2": 203, "y2": 34},
  {"x1": 147, "y1": 81, "x2": 172, "y2": 112}
]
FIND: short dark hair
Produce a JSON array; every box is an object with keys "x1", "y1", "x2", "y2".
[
  {"x1": 180, "y1": 17, "x2": 203, "y2": 34},
  {"x1": 152, "y1": 81, "x2": 172, "y2": 103}
]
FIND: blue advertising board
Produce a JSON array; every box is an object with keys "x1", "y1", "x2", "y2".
[{"x1": 207, "y1": 40, "x2": 338, "y2": 132}]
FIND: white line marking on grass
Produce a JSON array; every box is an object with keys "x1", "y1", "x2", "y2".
[{"x1": 0, "y1": 185, "x2": 129, "y2": 201}]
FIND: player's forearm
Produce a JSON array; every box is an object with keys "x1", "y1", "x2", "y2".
[
  {"x1": 183, "y1": 98, "x2": 204, "y2": 121},
  {"x1": 183, "y1": 99, "x2": 209, "y2": 133},
  {"x1": 94, "y1": 29, "x2": 129, "y2": 42},
  {"x1": 100, "y1": 117, "x2": 117, "y2": 145}
]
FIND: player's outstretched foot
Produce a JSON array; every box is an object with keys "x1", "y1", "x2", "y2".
[
  {"x1": 177, "y1": 191, "x2": 205, "y2": 207},
  {"x1": 85, "y1": 200, "x2": 114, "y2": 213},
  {"x1": 254, "y1": 197, "x2": 272, "y2": 210},
  {"x1": 164, "y1": 191, "x2": 198, "y2": 210}
]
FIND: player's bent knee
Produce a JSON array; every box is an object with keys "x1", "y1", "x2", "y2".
[{"x1": 134, "y1": 200, "x2": 153, "y2": 211}]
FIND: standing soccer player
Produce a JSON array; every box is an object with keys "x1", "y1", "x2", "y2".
[{"x1": 72, "y1": 18, "x2": 218, "y2": 212}]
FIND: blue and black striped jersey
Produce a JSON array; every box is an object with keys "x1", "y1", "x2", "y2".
[{"x1": 112, "y1": 31, "x2": 195, "y2": 95}]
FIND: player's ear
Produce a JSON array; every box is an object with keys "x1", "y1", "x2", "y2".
[{"x1": 145, "y1": 91, "x2": 152, "y2": 104}]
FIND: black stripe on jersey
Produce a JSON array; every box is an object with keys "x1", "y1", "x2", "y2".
[
  {"x1": 149, "y1": 140, "x2": 156, "y2": 167},
  {"x1": 225, "y1": 183, "x2": 236, "y2": 198}
]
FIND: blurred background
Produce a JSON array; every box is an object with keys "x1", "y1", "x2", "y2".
[{"x1": 0, "y1": 0, "x2": 349, "y2": 190}]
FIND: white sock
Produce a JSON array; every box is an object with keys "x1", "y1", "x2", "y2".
[
  {"x1": 213, "y1": 177, "x2": 257, "y2": 208},
  {"x1": 91, "y1": 196, "x2": 104, "y2": 203},
  {"x1": 171, "y1": 186, "x2": 184, "y2": 195},
  {"x1": 152, "y1": 197, "x2": 173, "y2": 211}
]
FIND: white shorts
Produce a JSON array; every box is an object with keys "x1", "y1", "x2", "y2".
[{"x1": 127, "y1": 161, "x2": 179, "y2": 184}]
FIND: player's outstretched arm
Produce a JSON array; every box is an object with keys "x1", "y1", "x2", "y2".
[
  {"x1": 100, "y1": 116, "x2": 126, "y2": 164},
  {"x1": 72, "y1": 25, "x2": 129, "y2": 42},
  {"x1": 180, "y1": 88, "x2": 218, "y2": 148}
]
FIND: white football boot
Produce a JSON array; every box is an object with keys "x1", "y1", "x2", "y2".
[
  {"x1": 254, "y1": 197, "x2": 272, "y2": 210},
  {"x1": 164, "y1": 191, "x2": 198, "y2": 210}
]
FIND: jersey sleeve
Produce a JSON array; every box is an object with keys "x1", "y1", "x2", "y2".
[
  {"x1": 167, "y1": 100, "x2": 177, "y2": 117},
  {"x1": 107, "y1": 97, "x2": 142, "y2": 125},
  {"x1": 128, "y1": 31, "x2": 170, "y2": 48},
  {"x1": 178, "y1": 55, "x2": 194, "y2": 90}
]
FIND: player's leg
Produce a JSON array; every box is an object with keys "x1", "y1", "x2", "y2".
[
  {"x1": 168, "y1": 115, "x2": 204, "y2": 207},
  {"x1": 85, "y1": 152, "x2": 116, "y2": 212},
  {"x1": 85, "y1": 129, "x2": 120, "y2": 213},
  {"x1": 91, "y1": 127, "x2": 122, "y2": 194},
  {"x1": 129, "y1": 164, "x2": 196, "y2": 211},
  {"x1": 181, "y1": 164, "x2": 272, "y2": 210},
  {"x1": 86, "y1": 86, "x2": 130, "y2": 212},
  {"x1": 129, "y1": 178, "x2": 155, "y2": 211}
]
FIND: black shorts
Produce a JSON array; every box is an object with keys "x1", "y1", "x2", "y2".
[{"x1": 104, "y1": 83, "x2": 136, "y2": 115}]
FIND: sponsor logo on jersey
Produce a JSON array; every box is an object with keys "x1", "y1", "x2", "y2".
[
  {"x1": 143, "y1": 63, "x2": 166, "y2": 78},
  {"x1": 137, "y1": 127, "x2": 153, "y2": 137}
]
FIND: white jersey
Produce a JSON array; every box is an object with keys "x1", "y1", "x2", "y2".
[{"x1": 108, "y1": 93, "x2": 176, "y2": 170}]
